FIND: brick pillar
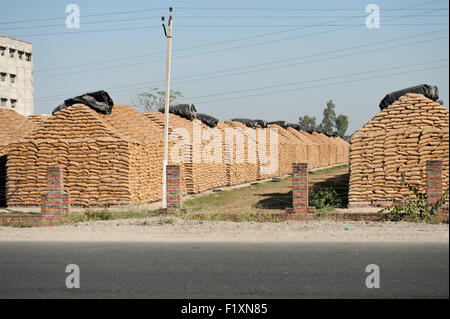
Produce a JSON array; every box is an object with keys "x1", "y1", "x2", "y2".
[
  {"x1": 161, "y1": 165, "x2": 182, "y2": 214},
  {"x1": 40, "y1": 166, "x2": 70, "y2": 226},
  {"x1": 292, "y1": 163, "x2": 308, "y2": 213},
  {"x1": 287, "y1": 162, "x2": 316, "y2": 220},
  {"x1": 426, "y1": 160, "x2": 443, "y2": 208}
]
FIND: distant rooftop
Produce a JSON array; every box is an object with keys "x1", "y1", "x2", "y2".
[{"x1": 0, "y1": 34, "x2": 32, "y2": 45}]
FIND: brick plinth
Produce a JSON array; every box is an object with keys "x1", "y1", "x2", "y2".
[
  {"x1": 40, "y1": 166, "x2": 70, "y2": 226},
  {"x1": 162, "y1": 165, "x2": 182, "y2": 214},
  {"x1": 292, "y1": 163, "x2": 309, "y2": 213},
  {"x1": 288, "y1": 162, "x2": 315, "y2": 219},
  {"x1": 426, "y1": 160, "x2": 443, "y2": 208}
]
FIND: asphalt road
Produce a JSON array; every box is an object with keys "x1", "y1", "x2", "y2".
[{"x1": 0, "y1": 242, "x2": 448, "y2": 298}]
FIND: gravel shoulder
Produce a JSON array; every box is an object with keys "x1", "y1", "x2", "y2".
[{"x1": 0, "y1": 216, "x2": 448, "y2": 243}]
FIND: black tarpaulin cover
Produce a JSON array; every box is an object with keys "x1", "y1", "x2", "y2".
[
  {"x1": 159, "y1": 104, "x2": 197, "y2": 120},
  {"x1": 196, "y1": 113, "x2": 219, "y2": 128},
  {"x1": 267, "y1": 121, "x2": 289, "y2": 129},
  {"x1": 52, "y1": 90, "x2": 115, "y2": 115},
  {"x1": 379, "y1": 84, "x2": 439, "y2": 110}
]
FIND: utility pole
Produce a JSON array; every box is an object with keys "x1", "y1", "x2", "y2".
[{"x1": 161, "y1": 7, "x2": 173, "y2": 210}]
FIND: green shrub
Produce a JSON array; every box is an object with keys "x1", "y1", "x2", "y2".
[
  {"x1": 381, "y1": 183, "x2": 449, "y2": 223},
  {"x1": 308, "y1": 187, "x2": 341, "y2": 211},
  {"x1": 84, "y1": 209, "x2": 113, "y2": 221}
]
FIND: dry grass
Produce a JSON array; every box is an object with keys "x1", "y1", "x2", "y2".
[{"x1": 181, "y1": 164, "x2": 349, "y2": 220}]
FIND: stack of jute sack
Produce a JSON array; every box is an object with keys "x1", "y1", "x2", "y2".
[
  {"x1": 0, "y1": 108, "x2": 38, "y2": 156},
  {"x1": 222, "y1": 120, "x2": 259, "y2": 185},
  {"x1": 266, "y1": 124, "x2": 294, "y2": 176},
  {"x1": 298, "y1": 131, "x2": 321, "y2": 169},
  {"x1": 349, "y1": 93, "x2": 449, "y2": 205},
  {"x1": 286, "y1": 128, "x2": 308, "y2": 164},
  {"x1": 332, "y1": 135, "x2": 350, "y2": 164},
  {"x1": 6, "y1": 104, "x2": 165, "y2": 206},
  {"x1": 27, "y1": 114, "x2": 49, "y2": 127},
  {"x1": 0, "y1": 109, "x2": 41, "y2": 206},
  {"x1": 145, "y1": 111, "x2": 229, "y2": 194},
  {"x1": 3, "y1": 103, "x2": 350, "y2": 207}
]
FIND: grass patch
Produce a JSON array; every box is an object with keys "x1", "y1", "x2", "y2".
[
  {"x1": 175, "y1": 211, "x2": 285, "y2": 223},
  {"x1": 181, "y1": 164, "x2": 349, "y2": 221},
  {"x1": 0, "y1": 211, "x2": 39, "y2": 215},
  {"x1": 61, "y1": 208, "x2": 161, "y2": 225}
]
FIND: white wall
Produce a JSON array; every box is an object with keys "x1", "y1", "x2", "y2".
[{"x1": 0, "y1": 35, "x2": 33, "y2": 116}]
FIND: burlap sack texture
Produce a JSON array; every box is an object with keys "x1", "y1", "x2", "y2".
[
  {"x1": 145, "y1": 111, "x2": 228, "y2": 194},
  {"x1": 2, "y1": 104, "x2": 350, "y2": 207},
  {"x1": 0, "y1": 109, "x2": 39, "y2": 156},
  {"x1": 1, "y1": 109, "x2": 43, "y2": 206},
  {"x1": 349, "y1": 93, "x2": 449, "y2": 205},
  {"x1": 6, "y1": 104, "x2": 166, "y2": 206}
]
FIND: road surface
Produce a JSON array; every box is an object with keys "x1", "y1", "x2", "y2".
[{"x1": 0, "y1": 242, "x2": 448, "y2": 298}]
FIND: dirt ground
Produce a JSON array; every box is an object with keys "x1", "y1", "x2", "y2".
[
  {"x1": 181, "y1": 164, "x2": 350, "y2": 216},
  {"x1": 0, "y1": 216, "x2": 447, "y2": 243}
]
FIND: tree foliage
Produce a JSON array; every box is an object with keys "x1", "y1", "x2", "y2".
[
  {"x1": 335, "y1": 114, "x2": 349, "y2": 137},
  {"x1": 298, "y1": 99, "x2": 349, "y2": 137},
  {"x1": 133, "y1": 88, "x2": 183, "y2": 112},
  {"x1": 298, "y1": 115, "x2": 317, "y2": 131},
  {"x1": 319, "y1": 99, "x2": 336, "y2": 135}
]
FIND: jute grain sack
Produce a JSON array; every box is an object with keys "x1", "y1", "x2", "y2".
[{"x1": 349, "y1": 93, "x2": 449, "y2": 205}]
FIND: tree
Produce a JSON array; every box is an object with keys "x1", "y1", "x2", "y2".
[
  {"x1": 335, "y1": 114, "x2": 349, "y2": 137},
  {"x1": 298, "y1": 115, "x2": 317, "y2": 131},
  {"x1": 133, "y1": 88, "x2": 183, "y2": 112},
  {"x1": 320, "y1": 99, "x2": 336, "y2": 135}
]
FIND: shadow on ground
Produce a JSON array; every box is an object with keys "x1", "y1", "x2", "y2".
[{"x1": 255, "y1": 172, "x2": 349, "y2": 210}]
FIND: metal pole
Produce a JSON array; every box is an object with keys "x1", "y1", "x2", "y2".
[{"x1": 162, "y1": 8, "x2": 173, "y2": 209}]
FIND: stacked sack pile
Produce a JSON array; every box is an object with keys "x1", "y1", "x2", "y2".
[
  {"x1": 266, "y1": 124, "x2": 295, "y2": 176},
  {"x1": 6, "y1": 104, "x2": 165, "y2": 206},
  {"x1": 0, "y1": 109, "x2": 38, "y2": 156},
  {"x1": 0, "y1": 109, "x2": 41, "y2": 207},
  {"x1": 145, "y1": 111, "x2": 229, "y2": 194},
  {"x1": 299, "y1": 131, "x2": 321, "y2": 169},
  {"x1": 349, "y1": 93, "x2": 449, "y2": 205},
  {"x1": 223, "y1": 120, "x2": 259, "y2": 185},
  {"x1": 3, "y1": 102, "x2": 350, "y2": 207}
]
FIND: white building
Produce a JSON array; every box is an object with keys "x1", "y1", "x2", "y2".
[{"x1": 0, "y1": 35, "x2": 33, "y2": 116}]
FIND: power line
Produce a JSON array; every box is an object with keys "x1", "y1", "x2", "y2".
[
  {"x1": 34, "y1": 33, "x2": 447, "y2": 102},
  {"x1": 35, "y1": 14, "x2": 447, "y2": 79},
  {"x1": 191, "y1": 64, "x2": 448, "y2": 105},
  {"x1": 34, "y1": 15, "x2": 365, "y2": 77},
  {"x1": 33, "y1": 1, "x2": 445, "y2": 73},
  {"x1": 2, "y1": 2, "x2": 445, "y2": 26},
  {"x1": 0, "y1": 16, "x2": 164, "y2": 31},
  {"x1": 33, "y1": 0, "x2": 448, "y2": 101},
  {"x1": 187, "y1": 58, "x2": 448, "y2": 100},
  {"x1": 11, "y1": 25, "x2": 162, "y2": 38},
  {"x1": 3, "y1": 14, "x2": 447, "y2": 31},
  {"x1": 34, "y1": 17, "x2": 360, "y2": 73},
  {"x1": 175, "y1": 6, "x2": 448, "y2": 11},
  {"x1": 11, "y1": 21, "x2": 449, "y2": 38},
  {"x1": 0, "y1": 8, "x2": 166, "y2": 25}
]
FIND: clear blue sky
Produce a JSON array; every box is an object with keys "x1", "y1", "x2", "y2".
[{"x1": 1, "y1": 0, "x2": 448, "y2": 134}]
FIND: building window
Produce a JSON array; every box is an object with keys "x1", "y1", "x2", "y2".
[
  {"x1": 0, "y1": 47, "x2": 5, "y2": 56},
  {"x1": 0, "y1": 73, "x2": 6, "y2": 82},
  {"x1": 10, "y1": 74, "x2": 16, "y2": 83},
  {"x1": 10, "y1": 99, "x2": 17, "y2": 108},
  {"x1": 26, "y1": 53, "x2": 32, "y2": 62},
  {"x1": 0, "y1": 98, "x2": 7, "y2": 107},
  {"x1": 9, "y1": 49, "x2": 15, "y2": 58},
  {"x1": 18, "y1": 51, "x2": 24, "y2": 60}
]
